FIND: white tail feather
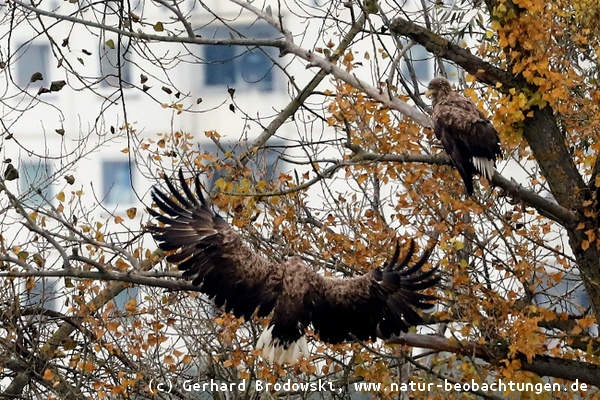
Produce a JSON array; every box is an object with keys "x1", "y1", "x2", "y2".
[
  {"x1": 256, "y1": 325, "x2": 309, "y2": 364},
  {"x1": 472, "y1": 157, "x2": 495, "y2": 180}
]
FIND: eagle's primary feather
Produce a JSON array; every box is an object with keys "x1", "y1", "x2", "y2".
[
  {"x1": 148, "y1": 170, "x2": 439, "y2": 364},
  {"x1": 428, "y1": 77, "x2": 502, "y2": 195}
]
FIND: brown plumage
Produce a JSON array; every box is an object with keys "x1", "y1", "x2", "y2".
[
  {"x1": 428, "y1": 77, "x2": 502, "y2": 195},
  {"x1": 148, "y1": 170, "x2": 439, "y2": 363}
]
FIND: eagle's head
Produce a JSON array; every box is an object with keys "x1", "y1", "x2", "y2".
[{"x1": 426, "y1": 77, "x2": 452, "y2": 100}]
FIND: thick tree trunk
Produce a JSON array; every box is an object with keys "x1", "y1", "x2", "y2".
[{"x1": 522, "y1": 106, "x2": 600, "y2": 320}]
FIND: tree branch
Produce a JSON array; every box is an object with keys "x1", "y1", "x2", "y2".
[
  {"x1": 240, "y1": 10, "x2": 370, "y2": 166},
  {"x1": 388, "y1": 17, "x2": 514, "y2": 89},
  {"x1": 9, "y1": 0, "x2": 288, "y2": 48},
  {"x1": 345, "y1": 147, "x2": 578, "y2": 228},
  {"x1": 388, "y1": 333, "x2": 600, "y2": 387},
  {"x1": 2, "y1": 282, "x2": 130, "y2": 397},
  {"x1": 11, "y1": 0, "x2": 431, "y2": 129},
  {"x1": 1, "y1": 252, "x2": 163, "y2": 397}
]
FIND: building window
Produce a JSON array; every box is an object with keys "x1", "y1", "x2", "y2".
[
  {"x1": 112, "y1": 286, "x2": 138, "y2": 312},
  {"x1": 202, "y1": 23, "x2": 278, "y2": 91},
  {"x1": 102, "y1": 160, "x2": 135, "y2": 206},
  {"x1": 100, "y1": 38, "x2": 132, "y2": 88},
  {"x1": 23, "y1": 278, "x2": 60, "y2": 311},
  {"x1": 20, "y1": 160, "x2": 53, "y2": 207},
  {"x1": 204, "y1": 45, "x2": 237, "y2": 86},
  {"x1": 15, "y1": 43, "x2": 49, "y2": 89},
  {"x1": 400, "y1": 45, "x2": 432, "y2": 86},
  {"x1": 534, "y1": 272, "x2": 590, "y2": 315},
  {"x1": 201, "y1": 142, "x2": 286, "y2": 187},
  {"x1": 435, "y1": 60, "x2": 460, "y2": 83}
]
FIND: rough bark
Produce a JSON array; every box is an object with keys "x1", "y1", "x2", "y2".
[{"x1": 389, "y1": 18, "x2": 513, "y2": 88}]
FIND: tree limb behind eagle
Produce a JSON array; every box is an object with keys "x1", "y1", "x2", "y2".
[
  {"x1": 147, "y1": 169, "x2": 439, "y2": 364},
  {"x1": 427, "y1": 77, "x2": 502, "y2": 195}
]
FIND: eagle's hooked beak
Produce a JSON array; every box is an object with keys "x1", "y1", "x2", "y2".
[{"x1": 425, "y1": 89, "x2": 433, "y2": 98}]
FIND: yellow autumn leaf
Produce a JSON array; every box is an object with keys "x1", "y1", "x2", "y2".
[
  {"x1": 126, "y1": 207, "x2": 137, "y2": 219},
  {"x1": 452, "y1": 238, "x2": 465, "y2": 250},
  {"x1": 164, "y1": 355, "x2": 175, "y2": 365},
  {"x1": 115, "y1": 258, "x2": 129, "y2": 271},
  {"x1": 256, "y1": 180, "x2": 267, "y2": 190},
  {"x1": 17, "y1": 250, "x2": 29, "y2": 262},
  {"x1": 56, "y1": 191, "x2": 65, "y2": 202},
  {"x1": 578, "y1": 316, "x2": 596, "y2": 328},
  {"x1": 33, "y1": 253, "x2": 45, "y2": 268},
  {"x1": 125, "y1": 298, "x2": 137, "y2": 313}
]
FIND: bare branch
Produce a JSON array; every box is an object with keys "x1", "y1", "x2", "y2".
[{"x1": 388, "y1": 333, "x2": 600, "y2": 387}]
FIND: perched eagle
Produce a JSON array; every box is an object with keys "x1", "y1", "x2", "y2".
[
  {"x1": 427, "y1": 77, "x2": 502, "y2": 195},
  {"x1": 148, "y1": 170, "x2": 439, "y2": 364}
]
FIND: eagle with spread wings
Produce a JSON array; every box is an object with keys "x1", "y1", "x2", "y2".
[
  {"x1": 148, "y1": 170, "x2": 439, "y2": 364},
  {"x1": 427, "y1": 77, "x2": 502, "y2": 195}
]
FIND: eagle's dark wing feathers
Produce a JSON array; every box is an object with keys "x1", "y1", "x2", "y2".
[
  {"x1": 148, "y1": 170, "x2": 280, "y2": 320},
  {"x1": 429, "y1": 77, "x2": 502, "y2": 194},
  {"x1": 309, "y1": 241, "x2": 438, "y2": 343},
  {"x1": 149, "y1": 170, "x2": 439, "y2": 363},
  {"x1": 435, "y1": 94, "x2": 500, "y2": 164}
]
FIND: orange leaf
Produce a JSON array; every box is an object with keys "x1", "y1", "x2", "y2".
[
  {"x1": 83, "y1": 361, "x2": 96, "y2": 373},
  {"x1": 106, "y1": 321, "x2": 120, "y2": 331},
  {"x1": 43, "y1": 369, "x2": 54, "y2": 380},
  {"x1": 125, "y1": 298, "x2": 137, "y2": 313},
  {"x1": 115, "y1": 258, "x2": 129, "y2": 271}
]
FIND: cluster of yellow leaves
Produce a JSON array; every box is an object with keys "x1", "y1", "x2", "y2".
[
  {"x1": 327, "y1": 82, "x2": 421, "y2": 156},
  {"x1": 487, "y1": 0, "x2": 600, "y2": 173},
  {"x1": 493, "y1": 1, "x2": 573, "y2": 104},
  {"x1": 506, "y1": 313, "x2": 546, "y2": 362}
]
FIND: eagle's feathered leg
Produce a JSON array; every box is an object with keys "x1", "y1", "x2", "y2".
[{"x1": 256, "y1": 323, "x2": 309, "y2": 364}]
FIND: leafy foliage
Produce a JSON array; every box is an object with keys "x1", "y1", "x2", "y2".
[{"x1": 0, "y1": 0, "x2": 599, "y2": 398}]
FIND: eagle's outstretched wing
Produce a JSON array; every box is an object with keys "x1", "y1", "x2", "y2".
[
  {"x1": 148, "y1": 170, "x2": 281, "y2": 320},
  {"x1": 309, "y1": 241, "x2": 438, "y2": 344},
  {"x1": 148, "y1": 170, "x2": 439, "y2": 363},
  {"x1": 428, "y1": 77, "x2": 502, "y2": 195}
]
